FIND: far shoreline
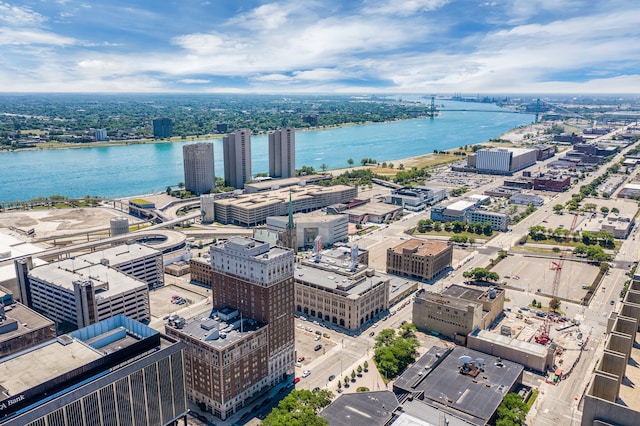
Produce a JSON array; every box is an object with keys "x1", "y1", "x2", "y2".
[{"x1": 0, "y1": 117, "x2": 416, "y2": 154}]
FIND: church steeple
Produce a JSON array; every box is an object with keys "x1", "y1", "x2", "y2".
[
  {"x1": 281, "y1": 189, "x2": 297, "y2": 253},
  {"x1": 287, "y1": 189, "x2": 295, "y2": 230}
]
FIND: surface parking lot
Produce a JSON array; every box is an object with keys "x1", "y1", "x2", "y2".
[
  {"x1": 148, "y1": 281, "x2": 209, "y2": 319},
  {"x1": 294, "y1": 320, "x2": 336, "y2": 372}
]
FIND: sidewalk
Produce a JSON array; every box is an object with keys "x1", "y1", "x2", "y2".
[{"x1": 329, "y1": 354, "x2": 389, "y2": 396}]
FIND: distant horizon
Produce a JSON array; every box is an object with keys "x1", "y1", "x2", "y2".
[
  {"x1": 0, "y1": 1, "x2": 638, "y2": 94},
  {"x1": 0, "y1": 92, "x2": 639, "y2": 98}
]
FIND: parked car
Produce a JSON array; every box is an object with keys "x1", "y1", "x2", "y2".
[
  {"x1": 328, "y1": 375, "x2": 335, "y2": 381},
  {"x1": 293, "y1": 377, "x2": 300, "y2": 384},
  {"x1": 302, "y1": 370, "x2": 311, "y2": 378},
  {"x1": 369, "y1": 331, "x2": 375, "y2": 337},
  {"x1": 314, "y1": 344, "x2": 323, "y2": 351},
  {"x1": 297, "y1": 356, "x2": 305, "y2": 362}
]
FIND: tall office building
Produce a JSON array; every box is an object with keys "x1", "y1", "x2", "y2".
[
  {"x1": 268, "y1": 128, "x2": 295, "y2": 178},
  {"x1": 152, "y1": 117, "x2": 173, "y2": 138},
  {"x1": 208, "y1": 238, "x2": 295, "y2": 385},
  {"x1": 183, "y1": 142, "x2": 216, "y2": 195},
  {"x1": 0, "y1": 315, "x2": 187, "y2": 426},
  {"x1": 223, "y1": 129, "x2": 252, "y2": 189}
]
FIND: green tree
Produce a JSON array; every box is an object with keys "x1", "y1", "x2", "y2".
[
  {"x1": 601, "y1": 206, "x2": 609, "y2": 214},
  {"x1": 399, "y1": 322, "x2": 417, "y2": 338},
  {"x1": 363, "y1": 360, "x2": 369, "y2": 371},
  {"x1": 263, "y1": 389, "x2": 332, "y2": 426},
  {"x1": 320, "y1": 163, "x2": 328, "y2": 172},
  {"x1": 553, "y1": 204, "x2": 564, "y2": 214},
  {"x1": 549, "y1": 297, "x2": 561, "y2": 312},
  {"x1": 177, "y1": 182, "x2": 185, "y2": 189},
  {"x1": 347, "y1": 158, "x2": 354, "y2": 166},
  {"x1": 351, "y1": 370, "x2": 356, "y2": 381},
  {"x1": 357, "y1": 365, "x2": 363, "y2": 375},
  {"x1": 496, "y1": 393, "x2": 528, "y2": 426}
]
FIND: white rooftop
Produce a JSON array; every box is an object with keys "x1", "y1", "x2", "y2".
[{"x1": 28, "y1": 259, "x2": 147, "y2": 296}]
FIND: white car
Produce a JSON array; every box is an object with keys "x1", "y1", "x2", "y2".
[{"x1": 302, "y1": 370, "x2": 311, "y2": 378}]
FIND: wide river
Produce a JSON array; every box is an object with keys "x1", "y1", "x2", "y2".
[{"x1": 0, "y1": 101, "x2": 533, "y2": 202}]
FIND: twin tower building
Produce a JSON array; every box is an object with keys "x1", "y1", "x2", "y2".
[{"x1": 183, "y1": 128, "x2": 295, "y2": 195}]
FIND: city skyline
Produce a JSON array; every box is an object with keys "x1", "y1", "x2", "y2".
[{"x1": 0, "y1": 0, "x2": 638, "y2": 94}]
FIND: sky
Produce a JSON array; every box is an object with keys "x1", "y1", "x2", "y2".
[{"x1": 0, "y1": 0, "x2": 639, "y2": 94}]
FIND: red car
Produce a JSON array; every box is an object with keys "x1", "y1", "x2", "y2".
[
  {"x1": 293, "y1": 377, "x2": 300, "y2": 384},
  {"x1": 297, "y1": 356, "x2": 305, "y2": 362}
]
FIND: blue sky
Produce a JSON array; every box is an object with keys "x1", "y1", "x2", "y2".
[{"x1": 0, "y1": 0, "x2": 638, "y2": 93}]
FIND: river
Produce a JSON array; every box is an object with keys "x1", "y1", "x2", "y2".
[{"x1": 0, "y1": 101, "x2": 533, "y2": 202}]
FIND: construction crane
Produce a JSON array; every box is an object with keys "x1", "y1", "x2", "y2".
[{"x1": 535, "y1": 213, "x2": 580, "y2": 345}]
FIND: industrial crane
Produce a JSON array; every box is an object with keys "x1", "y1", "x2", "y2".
[{"x1": 535, "y1": 213, "x2": 579, "y2": 345}]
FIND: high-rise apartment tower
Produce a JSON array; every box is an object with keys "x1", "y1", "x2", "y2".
[
  {"x1": 268, "y1": 128, "x2": 295, "y2": 178},
  {"x1": 223, "y1": 129, "x2": 252, "y2": 189},
  {"x1": 152, "y1": 118, "x2": 173, "y2": 138}
]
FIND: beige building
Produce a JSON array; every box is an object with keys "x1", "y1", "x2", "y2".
[
  {"x1": 213, "y1": 184, "x2": 357, "y2": 226},
  {"x1": 294, "y1": 246, "x2": 389, "y2": 330},
  {"x1": 386, "y1": 239, "x2": 453, "y2": 281},
  {"x1": 413, "y1": 284, "x2": 504, "y2": 343}
]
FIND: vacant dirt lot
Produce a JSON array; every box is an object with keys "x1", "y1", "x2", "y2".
[{"x1": 493, "y1": 253, "x2": 600, "y2": 303}]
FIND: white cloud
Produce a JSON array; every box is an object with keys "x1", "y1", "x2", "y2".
[
  {"x1": 363, "y1": 0, "x2": 451, "y2": 16},
  {"x1": 0, "y1": 2, "x2": 47, "y2": 26},
  {"x1": 0, "y1": 28, "x2": 77, "y2": 45},
  {"x1": 179, "y1": 78, "x2": 210, "y2": 84}
]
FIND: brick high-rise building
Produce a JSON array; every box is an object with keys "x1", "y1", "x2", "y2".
[
  {"x1": 209, "y1": 237, "x2": 294, "y2": 374},
  {"x1": 173, "y1": 237, "x2": 295, "y2": 419}
]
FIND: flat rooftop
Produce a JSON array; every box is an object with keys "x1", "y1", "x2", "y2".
[
  {"x1": 442, "y1": 284, "x2": 484, "y2": 301},
  {"x1": 214, "y1": 184, "x2": 354, "y2": 208},
  {"x1": 268, "y1": 212, "x2": 347, "y2": 225},
  {"x1": 446, "y1": 200, "x2": 477, "y2": 212},
  {"x1": 0, "y1": 339, "x2": 102, "y2": 398},
  {"x1": 244, "y1": 177, "x2": 301, "y2": 191},
  {"x1": 472, "y1": 330, "x2": 549, "y2": 359},
  {"x1": 28, "y1": 259, "x2": 147, "y2": 297},
  {"x1": 397, "y1": 346, "x2": 523, "y2": 425},
  {"x1": 389, "y1": 239, "x2": 450, "y2": 256},
  {"x1": 77, "y1": 243, "x2": 160, "y2": 265},
  {"x1": 320, "y1": 391, "x2": 399, "y2": 426},
  {"x1": 0, "y1": 303, "x2": 53, "y2": 343},
  {"x1": 418, "y1": 291, "x2": 480, "y2": 311},
  {"x1": 166, "y1": 308, "x2": 266, "y2": 349},
  {"x1": 0, "y1": 315, "x2": 156, "y2": 402},
  {"x1": 343, "y1": 201, "x2": 401, "y2": 216},
  {"x1": 295, "y1": 264, "x2": 386, "y2": 299}
]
